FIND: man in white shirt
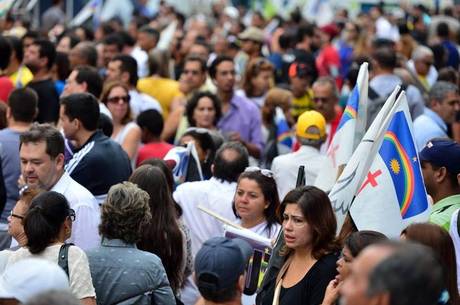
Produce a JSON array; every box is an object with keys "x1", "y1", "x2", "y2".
[
  {"x1": 173, "y1": 141, "x2": 249, "y2": 305},
  {"x1": 19, "y1": 124, "x2": 100, "y2": 250},
  {"x1": 271, "y1": 110, "x2": 328, "y2": 199}
]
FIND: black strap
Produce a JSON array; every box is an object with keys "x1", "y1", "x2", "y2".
[
  {"x1": 58, "y1": 243, "x2": 74, "y2": 278},
  {"x1": 457, "y1": 209, "x2": 460, "y2": 237}
]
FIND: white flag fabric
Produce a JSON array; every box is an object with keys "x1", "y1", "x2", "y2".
[
  {"x1": 350, "y1": 94, "x2": 430, "y2": 237},
  {"x1": 315, "y1": 62, "x2": 368, "y2": 191},
  {"x1": 328, "y1": 87, "x2": 402, "y2": 230}
]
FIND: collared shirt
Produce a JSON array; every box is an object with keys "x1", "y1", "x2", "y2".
[
  {"x1": 430, "y1": 194, "x2": 460, "y2": 231},
  {"x1": 86, "y1": 238, "x2": 175, "y2": 305},
  {"x1": 413, "y1": 108, "x2": 448, "y2": 151},
  {"x1": 272, "y1": 145, "x2": 328, "y2": 200},
  {"x1": 51, "y1": 172, "x2": 101, "y2": 250},
  {"x1": 217, "y1": 94, "x2": 264, "y2": 151},
  {"x1": 129, "y1": 89, "x2": 162, "y2": 118}
]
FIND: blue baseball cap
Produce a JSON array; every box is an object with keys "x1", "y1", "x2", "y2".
[
  {"x1": 195, "y1": 237, "x2": 252, "y2": 292},
  {"x1": 419, "y1": 138, "x2": 460, "y2": 175}
]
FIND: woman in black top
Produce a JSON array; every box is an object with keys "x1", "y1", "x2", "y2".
[{"x1": 258, "y1": 186, "x2": 340, "y2": 305}]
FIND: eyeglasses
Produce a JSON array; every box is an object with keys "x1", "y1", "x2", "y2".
[
  {"x1": 68, "y1": 209, "x2": 76, "y2": 222},
  {"x1": 107, "y1": 95, "x2": 130, "y2": 104},
  {"x1": 313, "y1": 97, "x2": 330, "y2": 103},
  {"x1": 244, "y1": 166, "x2": 274, "y2": 178},
  {"x1": 10, "y1": 210, "x2": 24, "y2": 220}
]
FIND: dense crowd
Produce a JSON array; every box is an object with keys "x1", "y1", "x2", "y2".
[{"x1": 0, "y1": 1, "x2": 460, "y2": 305}]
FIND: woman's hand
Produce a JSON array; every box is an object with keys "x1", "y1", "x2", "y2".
[{"x1": 322, "y1": 279, "x2": 341, "y2": 305}]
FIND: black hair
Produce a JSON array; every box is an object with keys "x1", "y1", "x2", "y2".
[
  {"x1": 73, "y1": 25, "x2": 94, "y2": 41},
  {"x1": 98, "y1": 112, "x2": 113, "y2": 137},
  {"x1": 55, "y1": 52, "x2": 71, "y2": 82},
  {"x1": 112, "y1": 54, "x2": 138, "y2": 86},
  {"x1": 437, "y1": 22, "x2": 450, "y2": 39},
  {"x1": 60, "y1": 93, "x2": 100, "y2": 131},
  {"x1": 117, "y1": 31, "x2": 136, "y2": 47},
  {"x1": 8, "y1": 88, "x2": 37, "y2": 122},
  {"x1": 344, "y1": 230, "x2": 388, "y2": 258},
  {"x1": 74, "y1": 42, "x2": 98, "y2": 67},
  {"x1": 185, "y1": 91, "x2": 222, "y2": 127},
  {"x1": 103, "y1": 33, "x2": 124, "y2": 52},
  {"x1": 232, "y1": 170, "x2": 281, "y2": 236},
  {"x1": 213, "y1": 142, "x2": 249, "y2": 183},
  {"x1": 0, "y1": 35, "x2": 12, "y2": 70},
  {"x1": 33, "y1": 39, "x2": 56, "y2": 70},
  {"x1": 296, "y1": 24, "x2": 315, "y2": 44},
  {"x1": 209, "y1": 55, "x2": 234, "y2": 79},
  {"x1": 137, "y1": 109, "x2": 163, "y2": 137},
  {"x1": 24, "y1": 191, "x2": 71, "y2": 254},
  {"x1": 372, "y1": 47, "x2": 397, "y2": 69},
  {"x1": 139, "y1": 26, "x2": 161, "y2": 42},
  {"x1": 57, "y1": 32, "x2": 80, "y2": 49},
  {"x1": 74, "y1": 65, "x2": 103, "y2": 98},
  {"x1": 20, "y1": 123, "x2": 65, "y2": 158},
  {"x1": 5, "y1": 36, "x2": 23, "y2": 63}
]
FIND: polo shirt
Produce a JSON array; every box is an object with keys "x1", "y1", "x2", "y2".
[{"x1": 430, "y1": 194, "x2": 460, "y2": 231}]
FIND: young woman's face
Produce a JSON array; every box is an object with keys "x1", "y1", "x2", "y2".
[
  {"x1": 251, "y1": 70, "x2": 272, "y2": 96},
  {"x1": 282, "y1": 203, "x2": 313, "y2": 250},
  {"x1": 234, "y1": 178, "x2": 268, "y2": 225},
  {"x1": 336, "y1": 245, "x2": 353, "y2": 281},
  {"x1": 106, "y1": 86, "x2": 129, "y2": 123},
  {"x1": 193, "y1": 97, "x2": 216, "y2": 129}
]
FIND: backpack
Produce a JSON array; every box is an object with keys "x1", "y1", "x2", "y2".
[{"x1": 366, "y1": 84, "x2": 407, "y2": 130}]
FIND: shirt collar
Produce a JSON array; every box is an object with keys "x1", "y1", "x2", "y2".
[
  {"x1": 50, "y1": 171, "x2": 70, "y2": 193},
  {"x1": 424, "y1": 108, "x2": 447, "y2": 132},
  {"x1": 101, "y1": 238, "x2": 137, "y2": 248},
  {"x1": 432, "y1": 194, "x2": 460, "y2": 212}
]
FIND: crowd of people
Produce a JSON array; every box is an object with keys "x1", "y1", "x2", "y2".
[{"x1": 0, "y1": 0, "x2": 460, "y2": 305}]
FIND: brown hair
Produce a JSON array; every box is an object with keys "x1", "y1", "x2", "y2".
[
  {"x1": 279, "y1": 186, "x2": 340, "y2": 259},
  {"x1": 100, "y1": 81, "x2": 132, "y2": 125},
  {"x1": 242, "y1": 57, "x2": 273, "y2": 97},
  {"x1": 402, "y1": 223, "x2": 460, "y2": 305}
]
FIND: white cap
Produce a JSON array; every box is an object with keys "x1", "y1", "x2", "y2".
[{"x1": 0, "y1": 258, "x2": 70, "y2": 303}]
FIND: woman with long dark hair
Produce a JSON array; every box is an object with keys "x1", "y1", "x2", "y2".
[
  {"x1": 258, "y1": 186, "x2": 340, "y2": 305},
  {"x1": 129, "y1": 165, "x2": 186, "y2": 294}
]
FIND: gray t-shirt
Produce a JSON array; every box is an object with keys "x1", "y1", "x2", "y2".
[{"x1": 0, "y1": 128, "x2": 21, "y2": 224}]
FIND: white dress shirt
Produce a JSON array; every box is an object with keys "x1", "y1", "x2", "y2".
[
  {"x1": 129, "y1": 89, "x2": 162, "y2": 119},
  {"x1": 51, "y1": 172, "x2": 101, "y2": 251}
]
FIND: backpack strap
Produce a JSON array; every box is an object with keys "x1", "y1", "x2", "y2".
[{"x1": 58, "y1": 243, "x2": 74, "y2": 278}]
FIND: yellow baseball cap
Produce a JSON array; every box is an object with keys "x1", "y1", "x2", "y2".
[{"x1": 296, "y1": 110, "x2": 326, "y2": 141}]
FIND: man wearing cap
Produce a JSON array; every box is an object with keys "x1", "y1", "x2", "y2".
[
  {"x1": 235, "y1": 27, "x2": 265, "y2": 78},
  {"x1": 194, "y1": 237, "x2": 252, "y2": 305},
  {"x1": 419, "y1": 138, "x2": 460, "y2": 231},
  {"x1": 289, "y1": 58, "x2": 317, "y2": 120},
  {"x1": 271, "y1": 110, "x2": 328, "y2": 199},
  {"x1": 414, "y1": 81, "x2": 460, "y2": 151}
]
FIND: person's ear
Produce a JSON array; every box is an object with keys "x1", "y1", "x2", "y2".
[
  {"x1": 237, "y1": 274, "x2": 245, "y2": 293},
  {"x1": 6, "y1": 107, "x2": 12, "y2": 120},
  {"x1": 55, "y1": 153, "x2": 65, "y2": 169},
  {"x1": 121, "y1": 71, "x2": 130, "y2": 85},
  {"x1": 435, "y1": 166, "x2": 448, "y2": 184}
]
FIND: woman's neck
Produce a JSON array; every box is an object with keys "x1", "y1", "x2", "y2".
[
  {"x1": 241, "y1": 216, "x2": 265, "y2": 230},
  {"x1": 292, "y1": 245, "x2": 314, "y2": 262}
]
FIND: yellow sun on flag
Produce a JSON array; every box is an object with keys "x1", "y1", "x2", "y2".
[{"x1": 390, "y1": 159, "x2": 400, "y2": 174}]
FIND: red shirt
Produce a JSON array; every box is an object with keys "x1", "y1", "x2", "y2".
[
  {"x1": 136, "y1": 142, "x2": 174, "y2": 167},
  {"x1": 0, "y1": 76, "x2": 14, "y2": 103}
]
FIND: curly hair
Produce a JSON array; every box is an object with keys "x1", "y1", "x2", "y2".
[{"x1": 99, "y1": 182, "x2": 152, "y2": 244}]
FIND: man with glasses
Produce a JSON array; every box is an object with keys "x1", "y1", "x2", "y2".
[
  {"x1": 311, "y1": 77, "x2": 342, "y2": 152},
  {"x1": 414, "y1": 81, "x2": 460, "y2": 151},
  {"x1": 408, "y1": 45, "x2": 437, "y2": 91},
  {"x1": 18, "y1": 123, "x2": 100, "y2": 250}
]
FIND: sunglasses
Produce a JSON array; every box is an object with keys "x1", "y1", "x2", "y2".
[
  {"x1": 107, "y1": 95, "x2": 130, "y2": 104},
  {"x1": 10, "y1": 210, "x2": 24, "y2": 220},
  {"x1": 68, "y1": 209, "x2": 76, "y2": 222},
  {"x1": 244, "y1": 166, "x2": 274, "y2": 178}
]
